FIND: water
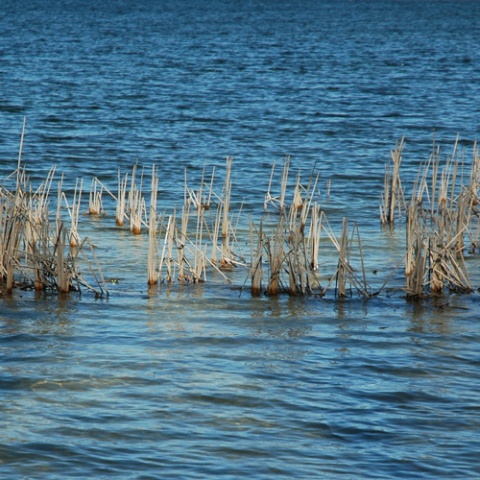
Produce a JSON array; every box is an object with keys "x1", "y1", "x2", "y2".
[{"x1": 2, "y1": 0, "x2": 480, "y2": 478}]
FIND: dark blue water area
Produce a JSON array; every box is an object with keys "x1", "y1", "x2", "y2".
[
  {"x1": 2, "y1": 0, "x2": 480, "y2": 478},
  {"x1": 1, "y1": 0, "x2": 480, "y2": 199}
]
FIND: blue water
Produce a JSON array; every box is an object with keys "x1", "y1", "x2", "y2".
[{"x1": 2, "y1": 0, "x2": 480, "y2": 478}]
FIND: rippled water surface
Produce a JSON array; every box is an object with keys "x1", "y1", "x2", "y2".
[{"x1": 2, "y1": 0, "x2": 480, "y2": 478}]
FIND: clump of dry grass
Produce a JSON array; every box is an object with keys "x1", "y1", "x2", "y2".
[
  {"x1": 247, "y1": 162, "x2": 371, "y2": 298},
  {"x1": 0, "y1": 171, "x2": 107, "y2": 297},
  {"x1": 0, "y1": 126, "x2": 107, "y2": 297},
  {"x1": 400, "y1": 136, "x2": 474, "y2": 297}
]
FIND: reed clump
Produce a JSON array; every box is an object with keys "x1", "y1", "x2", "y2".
[
  {"x1": 248, "y1": 164, "x2": 372, "y2": 298},
  {"x1": 382, "y1": 135, "x2": 479, "y2": 297},
  {"x1": 403, "y1": 138, "x2": 474, "y2": 297},
  {"x1": 88, "y1": 177, "x2": 104, "y2": 215},
  {"x1": 0, "y1": 167, "x2": 107, "y2": 297}
]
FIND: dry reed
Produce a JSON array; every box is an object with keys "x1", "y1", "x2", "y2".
[
  {"x1": 403, "y1": 137, "x2": 473, "y2": 297},
  {"x1": 221, "y1": 156, "x2": 233, "y2": 267},
  {"x1": 147, "y1": 166, "x2": 159, "y2": 285},
  {"x1": 116, "y1": 169, "x2": 128, "y2": 226},
  {"x1": 380, "y1": 136, "x2": 405, "y2": 225},
  {"x1": 5, "y1": 123, "x2": 480, "y2": 302},
  {"x1": 88, "y1": 177, "x2": 104, "y2": 215},
  {"x1": 0, "y1": 154, "x2": 106, "y2": 296},
  {"x1": 249, "y1": 218, "x2": 263, "y2": 295}
]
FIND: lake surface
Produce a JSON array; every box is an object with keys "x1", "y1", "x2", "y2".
[{"x1": 1, "y1": 0, "x2": 480, "y2": 478}]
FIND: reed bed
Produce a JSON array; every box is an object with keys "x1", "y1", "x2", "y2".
[
  {"x1": 383, "y1": 135, "x2": 478, "y2": 297},
  {"x1": 0, "y1": 164, "x2": 107, "y2": 296},
  {"x1": 4, "y1": 129, "x2": 480, "y2": 301}
]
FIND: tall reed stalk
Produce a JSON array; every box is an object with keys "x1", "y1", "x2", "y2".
[
  {"x1": 89, "y1": 177, "x2": 103, "y2": 215},
  {"x1": 308, "y1": 203, "x2": 322, "y2": 271},
  {"x1": 336, "y1": 218, "x2": 349, "y2": 298},
  {"x1": 63, "y1": 178, "x2": 83, "y2": 248},
  {"x1": 221, "y1": 156, "x2": 233, "y2": 266},
  {"x1": 129, "y1": 164, "x2": 145, "y2": 235},
  {"x1": 265, "y1": 216, "x2": 285, "y2": 295},
  {"x1": 381, "y1": 136, "x2": 405, "y2": 225},
  {"x1": 264, "y1": 155, "x2": 290, "y2": 211},
  {"x1": 177, "y1": 204, "x2": 190, "y2": 282},
  {"x1": 249, "y1": 218, "x2": 263, "y2": 296},
  {"x1": 147, "y1": 166, "x2": 159, "y2": 285},
  {"x1": 116, "y1": 169, "x2": 128, "y2": 227}
]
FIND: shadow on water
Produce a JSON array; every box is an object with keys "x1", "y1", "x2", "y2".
[
  {"x1": 0, "y1": 292, "x2": 79, "y2": 336},
  {"x1": 406, "y1": 295, "x2": 469, "y2": 335}
]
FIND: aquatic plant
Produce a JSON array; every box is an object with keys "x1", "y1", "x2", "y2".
[
  {"x1": 402, "y1": 136, "x2": 474, "y2": 297},
  {"x1": 4, "y1": 123, "x2": 480, "y2": 302},
  {"x1": 0, "y1": 167, "x2": 107, "y2": 296},
  {"x1": 88, "y1": 177, "x2": 104, "y2": 215},
  {"x1": 380, "y1": 137, "x2": 405, "y2": 225}
]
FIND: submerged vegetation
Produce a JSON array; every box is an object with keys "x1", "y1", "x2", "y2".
[{"x1": 2, "y1": 123, "x2": 480, "y2": 301}]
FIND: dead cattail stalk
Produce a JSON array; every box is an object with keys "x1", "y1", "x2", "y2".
[
  {"x1": 128, "y1": 163, "x2": 147, "y2": 234},
  {"x1": 116, "y1": 170, "x2": 128, "y2": 227},
  {"x1": 147, "y1": 166, "x2": 159, "y2": 285},
  {"x1": 279, "y1": 156, "x2": 290, "y2": 213},
  {"x1": 264, "y1": 156, "x2": 291, "y2": 212},
  {"x1": 381, "y1": 137, "x2": 405, "y2": 225},
  {"x1": 78, "y1": 239, "x2": 109, "y2": 297},
  {"x1": 292, "y1": 174, "x2": 303, "y2": 211},
  {"x1": 158, "y1": 215, "x2": 177, "y2": 283},
  {"x1": 250, "y1": 218, "x2": 263, "y2": 296},
  {"x1": 336, "y1": 218, "x2": 348, "y2": 298},
  {"x1": 405, "y1": 203, "x2": 426, "y2": 297},
  {"x1": 56, "y1": 224, "x2": 70, "y2": 293},
  {"x1": 177, "y1": 204, "x2": 190, "y2": 282},
  {"x1": 88, "y1": 177, "x2": 104, "y2": 215},
  {"x1": 16, "y1": 116, "x2": 27, "y2": 191},
  {"x1": 285, "y1": 202, "x2": 312, "y2": 295},
  {"x1": 5, "y1": 216, "x2": 22, "y2": 293},
  {"x1": 266, "y1": 216, "x2": 285, "y2": 296},
  {"x1": 210, "y1": 202, "x2": 222, "y2": 265},
  {"x1": 308, "y1": 203, "x2": 322, "y2": 271},
  {"x1": 62, "y1": 178, "x2": 83, "y2": 248},
  {"x1": 221, "y1": 156, "x2": 233, "y2": 265},
  {"x1": 264, "y1": 160, "x2": 277, "y2": 211}
]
